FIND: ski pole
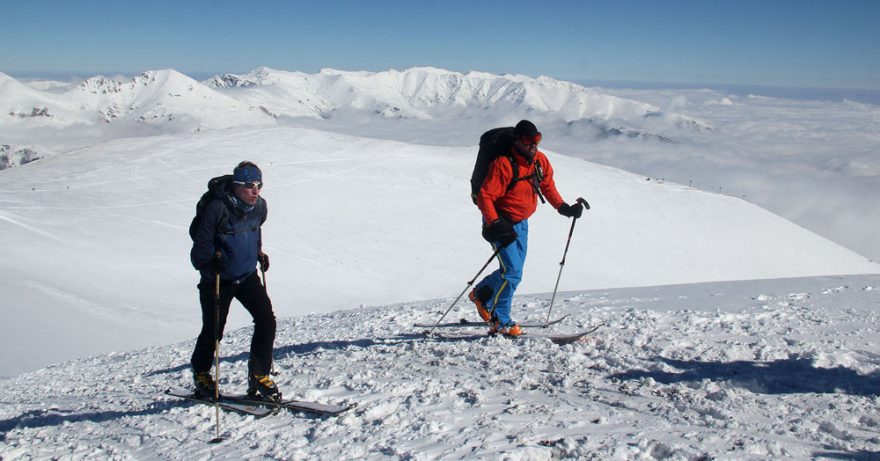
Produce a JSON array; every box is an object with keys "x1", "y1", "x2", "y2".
[
  {"x1": 259, "y1": 264, "x2": 279, "y2": 377},
  {"x1": 210, "y1": 254, "x2": 223, "y2": 444},
  {"x1": 546, "y1": 198, "x2": 590, "y2": 325},
  {"x1": 425, "y1": 247, "x2": 502, "y2": 335}
]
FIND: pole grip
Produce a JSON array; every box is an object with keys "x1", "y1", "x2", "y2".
[{"x1": 576, "y1": 197, "x2": 590, "y2": 211}]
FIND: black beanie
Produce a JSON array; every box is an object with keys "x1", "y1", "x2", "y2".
[{"x1": 514, "y1": 120, "x2": 539, "y2": 137}]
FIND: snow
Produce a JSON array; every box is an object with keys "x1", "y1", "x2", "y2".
[
  {"x1": 1, "y1": 66, "x2": 880, "y2": 459},
  {"x1": 2, "y1": 275, "x2": 879, "y2": 459}
]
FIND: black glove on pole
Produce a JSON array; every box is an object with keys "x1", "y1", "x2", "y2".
[
  {"x1": 258, "y1": 252, "x2": 269, "y2": 289},
  {"x1": 546, "y1": 198, "x2": 590, "y2": 325},
  {"x1": 482, "y1": 218, "x2": 517, "y2": 248},
  {"x1": 558, "y1": 201, "x2": 584, "y2": 219},
  {"x1": 258, "y1": 252, "x2": 270, "y2": 272},
  {"x1": 211, "y1": 252, "x2": 226, "y2": 274}
]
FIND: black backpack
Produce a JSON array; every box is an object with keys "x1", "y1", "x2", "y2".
[
  {"x1": 188, "y1": 174, "x2": 233, "y2": 240},
  {"x1": 470, "y1": 127, "x2": 544, "y2": 204}
]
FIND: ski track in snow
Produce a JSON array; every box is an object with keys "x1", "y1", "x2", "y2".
[
  {"x1": 0, "y1": 211, "x2": 64, "y2": 242},
  {"x1": 2, "y1": 275, "x2": 880, "y2": 460}
]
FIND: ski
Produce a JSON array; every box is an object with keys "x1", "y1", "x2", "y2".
[
  {"x1": 429, "y1": 323, "x2": 602, "y2": 345},
  {"x1": 415, "y1": 314, "x2": 570, "y2": 329},
  {"x1": 165, "y1": 389, "x2": 273, "y2": 417},
  {"x1": 520, "y1": 324, "x2": 602, "y2": 345},
  {"x1": 223, "y1": 394, "x2": 356, "y2": 416}
]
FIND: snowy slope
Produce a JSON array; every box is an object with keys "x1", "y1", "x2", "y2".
[
  {"x1": 2, "y1": 274, "x2": 879, "y2": 459},
  {"x1": 0, "y1": 126, "x2": 876, "y2": 378}
]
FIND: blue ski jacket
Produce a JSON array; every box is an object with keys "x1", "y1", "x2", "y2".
[{"x1": 190, "y1": 194, "x2": 267, "y2": 284}]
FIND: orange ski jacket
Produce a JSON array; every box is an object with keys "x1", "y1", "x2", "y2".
[{"x1": 476, "y1": 149, "x2": 564, "y2": 223}]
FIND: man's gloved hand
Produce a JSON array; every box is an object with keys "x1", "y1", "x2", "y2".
[
  {"x1": 211, "y1": 252, "x2": 227, "y2": 274},
  {"x1": 258, "y1": 251, "x2": 270, "y2": 272},
  {"x1": 482, "y1": 218, "x2": 517, "y2": 247},
  {"x1": 558, "y1": 201, "x2": 584, "y2": 219}
]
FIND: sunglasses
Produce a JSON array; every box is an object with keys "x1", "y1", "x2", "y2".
[
  {"x1": 234, "y1": 181, "x2": 263, "y2": 190},
  {"x1": 520, "y1": 133, "x2": 542, "y2": 146}
]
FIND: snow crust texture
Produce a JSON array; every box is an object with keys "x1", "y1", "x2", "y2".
[{"x1": 2, "y1": 275, "x2": 879, "y2": 460}]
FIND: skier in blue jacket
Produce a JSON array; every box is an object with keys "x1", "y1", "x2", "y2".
[{"x1": 189, "y1": 161, "x2": 279, "y2": 400}]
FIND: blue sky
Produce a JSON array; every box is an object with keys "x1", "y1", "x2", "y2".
[{"x1": 2, "y1": 0, "x2": 878, "y2": 90}]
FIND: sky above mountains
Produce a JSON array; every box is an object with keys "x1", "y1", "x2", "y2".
[{"x1": 2, "y1": 0, "x2": 878, "y2": 91}]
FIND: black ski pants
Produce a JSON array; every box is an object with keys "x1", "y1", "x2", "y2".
[{"x1": 191, "y1": 271, "x2": 276, "y2": 376}]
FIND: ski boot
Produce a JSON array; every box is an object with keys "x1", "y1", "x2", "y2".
[
  {"x1": 469, "y1": 286, "x2": 493, "y2": 322},
  {"x1": 489, "y1": 320, "x2": 522, "y2": 337},
  {"x1": 248, "y1": 373, "x2": 281, "y2": 401},
  {"x1": 192, "y1": 371, "x2": 219, "y2": 399}
]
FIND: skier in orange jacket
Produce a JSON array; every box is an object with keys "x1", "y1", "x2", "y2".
[{"x1": 470, "y1": 120, "x2": 584, "y2": 336}]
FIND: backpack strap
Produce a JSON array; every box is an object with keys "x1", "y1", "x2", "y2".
[
  {"x1": 504, "y1": 154, "x2": 520, "y2": 191},
  {"x1": 504, "y1": 155, "x2": 547, "y2": 204}
]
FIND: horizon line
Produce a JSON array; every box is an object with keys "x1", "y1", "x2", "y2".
[{"x1": 3, "y1": 69, "x2": 880, "y2": 104}]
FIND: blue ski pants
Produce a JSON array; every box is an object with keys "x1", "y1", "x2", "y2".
[{"x1": 476, "y1": 219, "x2": 528, "y2": 327}]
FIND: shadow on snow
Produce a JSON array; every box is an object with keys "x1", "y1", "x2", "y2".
[
  {"x1": 611, "y1": 356, "x2": 880, "y2": 396},
  {"x1": 811, "y1": 450, "x2": 880, "y2": 461},
  {"x1": 0, "y1": 401, "x2": 179, "y2": 440},
  {"x1": 145, "y1": 332, "x2": 482, "y2": 377}
]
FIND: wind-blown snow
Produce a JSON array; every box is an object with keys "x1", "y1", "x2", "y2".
[{"x1": 2, "y1": 275, "x2": 879, "y2": 459}]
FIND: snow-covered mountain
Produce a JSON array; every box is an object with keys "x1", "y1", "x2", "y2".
[
  {"x1": 0, "y1": 67, "x2": 711, "y2": 175},
  {"x1": 2, "y1": 70, "x2": 272, "y2": 130},
  {"x1": 71, "y1": 69, "x2": 270, "y2": 128},
  {"x1": 0, "y1": 70, "x2": 276, "y2": 169},
  {"x1": 0, "y1": 72, "x2": 71, "y2": 125},
  {"x1": 205, "y1": 66, "x2": 710, "y2": 132},
  {"x1": 0, "y1": 125, "x2": 876, "y2": 378},
  {"x1": 2, "y1": 274, "x2": 879, "y2": 459},
  {"x1": 0, "y1": 67, "x2": 706, "y2": 168}
]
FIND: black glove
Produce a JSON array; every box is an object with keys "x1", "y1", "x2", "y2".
[
  {"x1": 258, "y1": 252, "x2": 270, "y2": 272},
  {"x1": 210, "y1": 252, "x2": 227, "y2": 274},
  {"x1": 482, "y1": 218, "x2": 517, "y2": 247},
  {"x1": 558, "y1": 202, "x2": 584, "y2": 219}
]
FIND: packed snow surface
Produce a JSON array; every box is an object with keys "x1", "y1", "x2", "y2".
[{"x1": 2, "y1": 274, "x2": 879, "y2": 460}]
